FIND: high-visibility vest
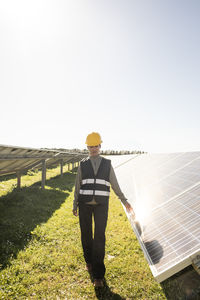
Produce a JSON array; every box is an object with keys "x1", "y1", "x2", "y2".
[{"x1": 78, "y1": 157, "x2": 111, "y2": 205}]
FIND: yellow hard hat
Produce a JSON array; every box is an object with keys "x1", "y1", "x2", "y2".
[{"x1": 85, "y1": 132, "x2": 102, "y2": 146}]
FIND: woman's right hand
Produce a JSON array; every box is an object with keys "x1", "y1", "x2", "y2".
[{"x1": 73, "y1": 209, "x2": 78, "y2": 216}]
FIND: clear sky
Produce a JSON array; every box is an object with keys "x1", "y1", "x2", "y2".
[{"x1": 1, "y1": 0, "x2": 200, "y2": 153}]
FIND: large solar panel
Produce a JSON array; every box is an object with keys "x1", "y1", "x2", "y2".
[
  {"x1": 0, "y1": 145, "x2": 56, "y2": 175},
  {"x1": 107, "y1": 154, "x2": 138, "y2": 168},
  {"x1": 111, "y1": 153, "x2": 200, "y2": 282},
  {"x1": 0, "y1": 145, "x2": 86, "y2": 176}
]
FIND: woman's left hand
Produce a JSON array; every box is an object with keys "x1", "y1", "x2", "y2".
[{"x1": 125, "y1": 201, "x2": 135, "y2": 218}]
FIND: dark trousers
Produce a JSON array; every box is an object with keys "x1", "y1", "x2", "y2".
[{"x1": 79, "y1": 202, "x2": 109, "y2": 279}]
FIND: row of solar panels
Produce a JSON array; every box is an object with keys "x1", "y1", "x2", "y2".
[
  {"x1": 0, "y1": 144, "x2": 87, "y2": 176},
  {"x1": 110, "y1": 153, "x2": 200, "y2": 283}
]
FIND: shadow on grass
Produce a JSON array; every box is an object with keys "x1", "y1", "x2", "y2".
[
  {"x1": 88, "y1": 271, "x2": 125, "y2": 299},
  {"x1": 44, "y1": 168, "x2": 77, "y2": 192},
  {"x1": 0, "y1": 172, "x2": 26, "y2": 182},
  {"x1": 0, "y1": 166, "x2": 78, "y2": 183},
  {"x1": 161, "y1": 265, "x2": 200, "y2": 300},
  {"x1": 0, "y1": 171, "x2": 76, "y2": 270},
  {"x1": 94, "y1": 279, "x2": 125, "y2": 300},
  {"x1": 70, "y1": 166, "x2": 79, "y2": 174}
]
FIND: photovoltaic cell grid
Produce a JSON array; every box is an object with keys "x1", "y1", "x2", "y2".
[{"x1": 112, "y1": 153, "x2": 200, "y2": 282}]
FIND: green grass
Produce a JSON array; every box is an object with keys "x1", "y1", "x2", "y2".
[{"x1": 0, "y1": 166, "x2": 167, "y2": 299}]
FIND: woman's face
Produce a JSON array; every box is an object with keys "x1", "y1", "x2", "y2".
[{"x1": 87, "y1": 145, "x2": 101, "y2": 157}]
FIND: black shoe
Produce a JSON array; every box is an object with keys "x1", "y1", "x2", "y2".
[{"x1": 94, "y1": 279, "x2": 104, "y2": 287}]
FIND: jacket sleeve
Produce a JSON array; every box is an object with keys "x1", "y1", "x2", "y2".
[
  {"x1": 109, "y1": 164, "x2": 128, "y2": 206},
  {"x1": 73, "y1": 165, "x2": 82, "y2": 210}
]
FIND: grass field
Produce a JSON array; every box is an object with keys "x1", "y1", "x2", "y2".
[{"x1": 0, "y1": 165, "x2": 196, "y2": 299}]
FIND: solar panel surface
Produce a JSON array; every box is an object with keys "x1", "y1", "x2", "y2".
[{"x1": 111, "y1": 153, "x2": 200, "y2": 282}]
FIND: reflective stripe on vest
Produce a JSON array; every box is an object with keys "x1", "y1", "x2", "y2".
[
  {"x1": 96, "y1": 179, "x2": 110, "y2": 186},
  {"x1": 81, "y1": 178, "x2": 110, "y2": 187},
  {"x1": 79, "y1": 190, "x2": 110, "y2": 196},
  {"x1": 82, "y1": 179, "x2": 95, "y2": 184}
]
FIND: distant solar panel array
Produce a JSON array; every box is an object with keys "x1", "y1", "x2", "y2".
[
  {"x1": 0, "y1": 144, "x2": 87, "y2": 188},
  {"x1": 110, "y1": 153, "x2": 200, "y2": 282}
]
